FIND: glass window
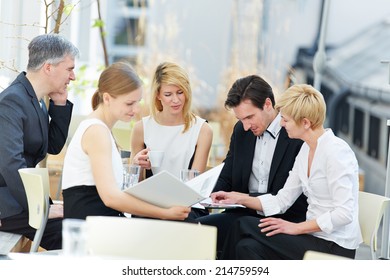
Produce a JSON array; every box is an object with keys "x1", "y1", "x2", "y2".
[
  {"x1": 114, "y1": 17, "x2": 146, "y2": 46},
  {"x1": 339, "y1": 97, "x2": 350, "y2": 134},
  {"x1": 353, "y1": 109, "x2": 364, "y2": 148},
  {"x1": 387, "y1": 127, "x2": 390, "y2": 168},
  {"x1": 319, "y1": 85, "x2": 332, "y2": 105},
  {"x1": 120, "y1": 0, "x2": 148, "y2": 8},
  {"x1": 368, "y1": 115, "x2": 380, "y2": 159}
]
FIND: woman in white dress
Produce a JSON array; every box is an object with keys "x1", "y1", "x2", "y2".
[{"x1": 131, "y1": 62, "x2": 213, "y2": 219}]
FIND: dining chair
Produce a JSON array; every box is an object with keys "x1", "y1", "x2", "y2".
[
  {"x1": 85, "y1": 216, "x2": 217, "y2": 259},
  {"x1": 303, "y1": 250, "x2": 350, "y2": 260},
  {"x1": 48, "y1": 114, "x2": 86, "y2": 200},
  {"x1": 18, "y1": 167, "x2": 51, "y2": 253},
  {"x1": 358, "y1": 191, "x2": 390, "y2": 259},
  {"x1": 0, "y1": 231, "x2": 31, "y2": 254}
]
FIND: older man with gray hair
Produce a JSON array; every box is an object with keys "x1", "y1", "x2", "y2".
[{"x1": 0, "y1": 34, "x2": 79, "y2": 250}]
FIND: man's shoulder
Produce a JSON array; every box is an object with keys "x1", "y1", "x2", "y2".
[
  {"x1": 0, "y1": 85, "x2": 29, "y2": 107},
  {"x1": 232, "y1": 121, "x2": 248, "y2": 134},
  {"x1": 276, "y1": 128, "x2": 303, "y2": 156},
  {"x1": 0, "y1": 74, "x2": 29, "y2": 99}
]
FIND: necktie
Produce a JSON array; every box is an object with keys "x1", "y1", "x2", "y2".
[{"x1": 40, "y1": 99, "x2": 49, "y2": 120}]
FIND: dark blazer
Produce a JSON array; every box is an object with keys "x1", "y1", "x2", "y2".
[
  {"x1": 0, "y1": 72, "x2": 73, "y2": 219},
  {"x1": 214, "y1": 120, "x2": 307, "y2": 222}
]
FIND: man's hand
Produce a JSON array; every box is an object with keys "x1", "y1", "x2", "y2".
[
  {"x1": 48, "y1": 91, "x2": 68, "y2": 106},
  {"x1": 48, "y1": 203, "x2": 64, "y2": 219}
]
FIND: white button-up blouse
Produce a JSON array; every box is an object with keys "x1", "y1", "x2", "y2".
[{"x1": 259, "y1": 129, "x2": 363, "y2": 250}]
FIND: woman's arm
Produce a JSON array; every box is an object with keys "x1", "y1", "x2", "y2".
[
  {"x1": 130, "y1": 120, "x2": 150, "y2": 179},
  {"x1": 130, "y1": 120, "x2": 144, "y2": 161},
  {"x1": 212, "y1": 191, "x2": 263, "y2": 210},
  {"x1": 259, "y1": 218, "x2": 321, "y2": 236},
  {"x1": 190, "y1": 122, "x2": 213, "y2": 173},
  {"x1": 82, "y1": 124, "x2": 189, "y2": 220}
]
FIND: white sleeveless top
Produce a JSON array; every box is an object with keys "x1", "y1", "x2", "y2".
[
  {"x1": 62, "y1": 118, "x2": 123, "y2": 190},
  {"x1": 143, "y1": 115, "x2": 205, "y2": 178}
]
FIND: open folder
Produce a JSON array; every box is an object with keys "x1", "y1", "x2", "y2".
[{"x1": 123, "y1": 163, "x2": 225, "y2": 209}]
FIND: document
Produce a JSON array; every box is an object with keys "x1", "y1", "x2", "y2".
[
  {"x1": 185, "y1": 163, "x2": 245, "y2": 209},
  {"x1": 184, "y1": 163, "x2": 224, "y2": 198},
  {"x1": 199, "y1": 197, "x2": 245, "y2": 209},
  {"x1": 123, "y1": 163, "x2": 224, "y2": 209}
]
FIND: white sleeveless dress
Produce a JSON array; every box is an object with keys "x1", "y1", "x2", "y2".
[
  {"x1": 142, "y1": 115, "x2": 205, "y2": 178},
  {"x1": 62, "y1": 118, "x2": 123, "y2": 190}
]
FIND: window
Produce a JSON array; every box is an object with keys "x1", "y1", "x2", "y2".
[
  {"x1": 319, "y1": 85, "x2": 333, "y2": 105},
  {"x1": 121, "y1": 0, "x2": 148, "y2": 8},
  {"x1": 368, "y1": 115, "x2": 380, "y2": 159},
  {"x1": 387, "y1": 127, "x2": 390, "y2": 168},
  {"x1": 114, "y1": 17, "x2": 146, "y2": 46},
  {"x1": 107, "y1": 0, "x2": 149, "y2": 64},
  {"x1": 339, "y1": 98, "x2": 350, "y2": 134},
  {"x1": 353, "y1": 109, "x2": 364, "y2": 148}
]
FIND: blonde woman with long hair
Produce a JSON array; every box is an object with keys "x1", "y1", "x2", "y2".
[{"x1": 131, "y1": 62, "x2": 213, "y2": 219}]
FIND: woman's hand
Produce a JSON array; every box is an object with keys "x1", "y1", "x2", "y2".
[
  {"x1": 132, "y1": 148, "x2": 151, "y2": 169},
  {"x1": 258, "y1": 217, "x2": 300, "y2": 236},
  {"x1": 211, "y1": 191, "x2": 248, "y2": 204},
  {"x1": 163, "y1": 206, "x2": 191, "y2": 220}
]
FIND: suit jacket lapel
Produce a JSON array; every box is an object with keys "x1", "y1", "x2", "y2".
[
  {"x1": 242, "y1": 132, "x2": 257, "y2": 188},
  {"x1": 268, "y1": 128, "x2": 289, "y2": 190},
  {"x1": 18, "y1": 72, "x2": 49, "y2": 157}
]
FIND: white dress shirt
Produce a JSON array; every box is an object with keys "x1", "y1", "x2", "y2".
[
  {"x1": 259, "y1": 129, "x2": 363, "y2": 250},
  {"x1": 248, "y1": 114, "x2": 281, "y2": 193}
]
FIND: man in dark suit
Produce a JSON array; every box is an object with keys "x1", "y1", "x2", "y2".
[
  {"x1": 0, "y1": 34, "x2": 79, "y2": 250},
  {"x1": 196, "y1": 75, "x2": 308, "y2": 255}
]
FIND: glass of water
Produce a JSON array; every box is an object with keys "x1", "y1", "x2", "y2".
[
  {"x1": 62, "y1": 218, "x2": 87, "y2": 257},
  {"x1": 180, "y1": 169, "x2": 199, "y2": 182},
  {"x1": 122, "y1": 164, "x2": 141, "y2": 189}
]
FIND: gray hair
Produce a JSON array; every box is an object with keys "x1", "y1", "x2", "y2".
[{"x1": 27, "y1": 34, "x2": 80, "y2": 71}]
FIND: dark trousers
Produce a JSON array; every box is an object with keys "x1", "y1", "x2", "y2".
[
  {"x1": 0, "y1": 211, "x2": 62, "y2": 250},
  {"x1": 188, "y1": 208, "x2": 209, "y2": 221},
  {"x1": 196, "y1": 208, "x2": 261, "y2": 255},
  {"x1": 220, "y1": 216, "x2": 356, "y2": 260}
]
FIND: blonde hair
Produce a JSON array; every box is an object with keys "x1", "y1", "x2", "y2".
[
  {"x1": 150, "y1": 62, "x2": 195, "y2": 133},
  {"x1": 91, "y1": 62, "x2": 142, "y2": 110},
  {"x1": 275, "y1": 84, "x2": 326, "y2": 129}
]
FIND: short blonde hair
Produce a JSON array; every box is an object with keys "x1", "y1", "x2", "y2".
[
  {"x1": 275, "y1": 84, "x2": 326, "y2": 129},
  {"x1": 150, "y1": 61, "x2": 195, "y2": 132}
]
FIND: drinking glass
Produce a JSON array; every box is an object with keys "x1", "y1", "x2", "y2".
[
  {"x1": 62, "y1": 218, "x2": 87, "y2": 257},
  {"x1": 122, "y1": 164, "x2": 141, "y2": 189},
  {"x1": 180, "y1": 169, "x2": 200, "y2": 182}
]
